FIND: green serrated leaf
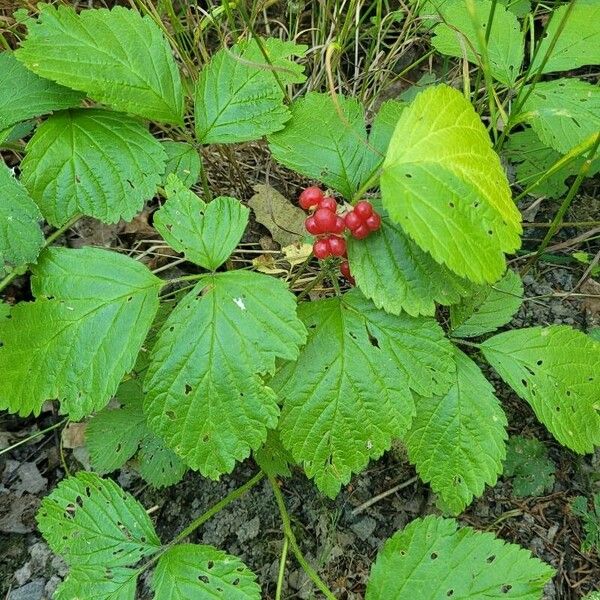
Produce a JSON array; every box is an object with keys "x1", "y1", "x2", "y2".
[
  {"x1": 144, "y1": 270, "x2": 306, "y2": 478},
  {"x1": 431, "y1": 0, "x2": 523, "y2": 86},
  {"x1": 419, "y1": 0, "x2": 531, "y2": 22},
  {"x1": 273, "y1": 289, "x2": 454, "y2": 497},
  {"x1": 0, "y1": 160, "x2": 44, "y2": 276},
  {"x1": 37, "y1": 472, "x2": 160, "y2": 567},
  {"x1": 481, "y1": 326, "x2": 600, "y2": 453},
  {"x1": 0, "y1": 120, "x2": 35, "y2": 146},
  {"x1": 154, "y1": 176, "x2": 249, "y2": 270},
  {"x1": 368, "y1": 100, "x2": 406, "y2": 155},
  {"x1": 161, "y1": 141, "x2": 201, "y2": 188},
  {"x1": 348, "y1": 200, "x2": 473, "y2": 317},
  {"x1": 381, "y1": 84, "x2": 522, "y2": 284},
  {"x1": 504, "y1": 436, "x2": 555, "y2": 497},
  {"x1": 450, "y1": 269, "x2": 523, "y2": 338},
  {"x1": 0, "y1": 247, "x2": 161, "y2": 419},
  {"x1": 54, "y1": 565, "x2": 137, "y2": 600},
  {"x1": 152, "y1": 544, "x2": 261, "y2": 599},
  {"x1": 530, "y1": 0, "x2": 600, "y2": 75},
  {"x1": 366, "y1": 515, "x2": 554, "y2": 599},
  {"x1": 520, "y1": 79, "x2": 600, "y2": 154},
  {"x1": 572, "y1": 493, "x2": 600, "y2": 553},
  {"x1": 0, "y1": 52, "x2": 83, "y2": 131},
  {"x1": 21, "y1": 109, "x2": 166, "y2": 226},
  {"x1": 138, "y1": 433, "x2": 187, "y2": 489},
  {"x1": 406, "y1": 348, "x2": 507, "y2": 514},
  {"x1": 254, "y1": 429, "x2": 293, "y2": 478},
  {"x1": 195, "y1": 37, "x2": 306, "y2": 144},
  {"x1": 16, "y1": 5, "x2": 184, "y2": 123}
]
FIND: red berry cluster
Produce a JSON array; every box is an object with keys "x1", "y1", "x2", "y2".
[{"x1": 344, "y1": 201, "x2": 381, "y2": 240}]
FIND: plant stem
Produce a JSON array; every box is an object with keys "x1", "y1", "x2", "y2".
[
  {"x1": 0, "y1": 418, "x2": 67, "y2": 457},
  {"x1": 161, "y1": 273, "x2": 206, "y2": 288},
  {"x1": 268, "y1": 474, "x2": 337, "y2": 600},
  {"x1": 450, "y1": 338, "x2": 481, "y2": 349},
  {"x1": 297, "y1": 269, "x2": 328, "y2": 301},
  {"x1": 351, "y1": 165, "x2": 382, "y2": 203},
  {"x1": 275, "y1": 535, "x2": 289, "y2": 600}
]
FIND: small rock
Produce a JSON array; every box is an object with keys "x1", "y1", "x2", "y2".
[
  {"x1": 237, "y1": 516, "x2": 260, "y2": 543},
  {"x1": 51, "y1": 555, "x2": 68, "y2": 578},
  {"x1": 45, "y1": 575, "x2": 62, "y2": 598},
  {"x1": 30, "y1": 542, "x2": 51, "y2": 571},
  {"x1": 8, "y1": 579, "x2": 45, "y2": 600},
  {"x1": 350, "y1": 516, "x2": 377, "y2": 541},
  {"x1": 12, "y1": 462, "x2": 47, "y2": 497},
  {"x1": 13, "y1": 563, "x2": 32, "y2": 586}
]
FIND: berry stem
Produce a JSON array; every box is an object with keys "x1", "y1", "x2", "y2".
[{"x1": 351, "y1": 165, "x2": 382, "y2": 204}]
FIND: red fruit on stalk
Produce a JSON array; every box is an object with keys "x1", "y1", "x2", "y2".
[
  {"x1": 305, "y1": 216, "x2": 320, "y2": 235},
  {"x1": 354, "y1": 200, "x2": 373, "y2": 219},
  {"x1": 328, "y1": 236, "x2": 346, "y2": 257},
  {"x1": 314, "y1": 208, "x2": 338, "y2": 232},
  {"x1": 340, "y1": 260, "x2": 351, "y2": 278},
  {"x1": 313, "y1": 239, "x2": 330, "y2": 260},
  {"x1": 365, "y1": 212, "x2": 382, "y2": 231},
  {"x1": 299, "y1": 186, "x2": 324, "y2": 210},
  {"x1": 319, "y1": 196, "x2": 337, "y2": 212},
  {"x1": 352, "y1": 224, "x2": 370, "y2": 240},
  {"x1": 332, "y1": 216, "x2": 345, "y2": 234},
  {"x1": 344, "y1": 211, "x2": 361, "y2": 231}
]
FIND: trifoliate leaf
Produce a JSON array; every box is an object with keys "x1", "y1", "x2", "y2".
[
  {"x1": 0, "y1": 160, "x2": 44, "y2": 276},
  {"x1": 520, "y1": 79, "x2": 600, "y2": 154},
  {"x1": 152, "y1": 544, "x2": 261, "y2": 600},
  {"x1": 268, "y1": 93, "x2": 382, "y2": 199},
  {"x1": 273, "y1": 289, "x2": 454, "y2": 497},
  {"x1": 21, "y1": 109, "x2": 166, "y2": 226},
  {"x1": 161, "y1": 141, "x2": 201, "y2": 188},
  {"x1": 481, "y1": 326, "x2": 600, "y2": 453},
  {"x1": 0, "y1": 52, "x2": 83, "y2": 131},
  {"x1": 16, "y1": 5, "x2": 184, "y2": 123},
  {"x1": 406, "y1": 348, "x2": 507, "y2": 515},
  {"x1": 138, "y1": 433, "x2": 187, "y2": 489},
  {"x1": 154, "y1": 175, "x2": 248, "y2": 270},
  {"x1": 0, "y1": 247, "x2": 161, "y2": 419},
  {"x1": 431, "y1": 0, "x2": 523, "y2": 86},
  {"x1": 37, "y1": 472, "x2": 160, "y2": 567},
  {"x1": 365, "y1": 515, "x2": 554, "y2": 599},
  {"x1": 381, "y1": 84, "x2": 522, "y2": 284},
  {"x1": 144, "y1": 270, "x2": 306, "y2": 478},
  {"x1": 194, "y1": 38, "x2": 306, "y2": 144},
  {"x1": 54, "y1": 566, "x2": 137, "y2": 600},
  {"x1": 504, "y1": 436, "x2": 555, "y2": 497},
  {"x1": 530, "y1": 0, "x2": 600, "y2": 75},
  {"x1": 348, "y1": 200, "x2": 473, "y2": 317},
  {"x1": 450, "y1": 269, "x2": 523, "y2": 338}
]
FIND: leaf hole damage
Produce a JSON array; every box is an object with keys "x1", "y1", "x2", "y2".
[
  {"x1": 501, "y1": 584, "x2": 512, "y2": 594},
  {"x1": 198, "y1": 575, "x2": 209, "y2": 584},
  {"x1": 430, "y1": 552, "x2": 438, "y2": 560},
  {"x1": 184, "y1": 383, "x2": 192, "y2": 395}
]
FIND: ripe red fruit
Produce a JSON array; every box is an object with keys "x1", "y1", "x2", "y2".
[
  {"x1": 365, "y1": 212, "x2": 382, "y2": 231},
  {"x1": 299, "y1": 186, "x2": 324, "y2": 210},
  {"x1": 319, "y1": 196, "x2": 337, "y2": 212},
  {"x1": 354, "y1": 200, "x2": 373, "y2": 219},
  {"x1": 314, "y1": 208, "x2": 338, "y2": 232},
  {"x1": 328, "y1": 236, "x2": 346, "y2": 257},
  {"x1": 313, "y1": 239, "x2": 330, "y2": 260},
  {"x1": 340, "y1": 260, "x2": 352, "y2": 279},
  {"x1": 305, "y1": 216, "x2": 320, "y2": 235},
  {"x1": 352, "y1": 224, "x2": 370, "y2": 239},
  {"x1": 332, "y1": 216, "x2": 345, "y2": 234},
  {"x1": 344, "y1": 211, "x2": 362, "y2": 231}
]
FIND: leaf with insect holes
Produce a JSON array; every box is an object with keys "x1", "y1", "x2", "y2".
[
  {"x1": 347, "y1": 201, "x2": 474, "y2": 317},
  {"x1": 0, "y1": 160, "x2": 44, "y2": 276},
  {"x1": 37, "y1": 472, "x2": 160, "y2": 567},
  {"x1": 530, "y1": 0, "x2": 600, "y2": 75},
  {"x1": 504, "y1": 436, "x2": 555, "y2": 497},
  {"x1": 144, "y1": 270, "x2": 306, "y2": 478},
  {"x1": 161, "y1": 141, "x2": 202, "y2": 188},
  {"x1": 406, "y1": 348, "x2": 507, "y2": 515},
  {"x1": 152, "y1": 544, "x2": 261, "y2": 600},
  {"x1": 16, "y1": 5, "x2": 184, "y2": 123},
  {"x1": 481, "y1": 326, "x2": 600, "y2": 453},
  {"x1": 450, "y1": 269, "x2": 523, "y2": 338},
  {"x1": 54, "y1": 565, "x2": 137, "y2": 600},
  {"x1": 520, "y1": 79, "x2": 600, "y2": 154},
  {"x1": 365, "y1": 515, "x2": 554, "y2": 599},
  {"x1": 0, "y1": 247, "x2": 161, "y2": 420},
  {"x1": 381, "y1": 84, "x2": 522, "y2": 284},
  {"x1": 431, "y1": 0, "x2": 523, "y2": 86},
  {"x1": 154, "y1": 175, "x2": 248, "y2": 270},
  {"x1": 273, "y1": 289, "x2": 454, "y2": 497},
  {"x1": 20, "y1": 109, "x2": 166, "y2": 226},
  {"x1": 138, "y1": 433, "x2": 187, "y2": 489},
  {"x1": 195, "y1": 37, "x2": 306, "y2": 144},
  {"x1": 0, "y1": 52, "x2": 83, "y2": 131}
]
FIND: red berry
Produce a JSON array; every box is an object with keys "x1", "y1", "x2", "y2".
[
  {"x1": 332, "y1": 216, "x2": 345, "y2": 234},
  {"x1": 344, "y1": 211, "x2": 362, "y2": 231},
  {"x1": 365, "y1": 212, "x2": 382, "y2": 231},
  {"x1": 352, "y1": 224, "x2": 370, "y2": 239},
  {"x1": 305, "y1": 216, "x2": 320, "y2": 235},
  {"x1": 319, "y1": 196, "x2": 337, "y2": 212},
  {"x1": 328, "y1": 236, "x2": 346, "y2": 257},
  {"x1": 354, "y1": 200, "x2": 373, "y2": 219},
  {"x1": 340, "y1": 260, "x2": 352, "y2": 279},
  {"x1": 314, "y1": 208, "x2": 338, "y2": 232},
  {"x1": 299, "y1": 186, "x2": 324, "y2": 210},
  {"x1": 313, "y1": 239, "x2": 330, "y2": 260}
]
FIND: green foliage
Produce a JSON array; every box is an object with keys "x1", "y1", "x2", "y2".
[
  {"x1": 138, "y1": 434, "x2": 188, "y2": 489},
  {"x1": 450, "y1": 269, "x2": 523, "y2": 338},
  {"x1": 381, "y1": 84, "x2": 522, "y2": 284},
  {"x1": 154, "y1": 176, "x2": 249, "y2": 270},
  {"x1": 406, "y1": 348, "x2": 507, "y2": 514},
  {"x1": 365, "y1": 515, "x2": 554, "y2": 599},
  {"x1": 161, "y1": 141, "x2": 202, "y2": 188},
  {"x1": 0, "y1": 248, "x2": 161, "y2": 419},
  {"x1": 571, "y1": 494, "x2": 600, "y2": 554},
  {"x1": 16, "y1": 5, "x2": 184, "y2": 123},
  {"x1": 21, "y1": 109, "x2": 166, "y2": 226},
  {"x1": 55, "y1": 566, "x2": 137, "y2": 600},
  {"x1": 481, "y1": 326, "x2": 600, "y2": 453},
  {"x1": 504, "y1": 436, "x2": 555, "y2": 497},
  {"x1": 195, "y1": 38, "x2": 306, "y2": 144}
]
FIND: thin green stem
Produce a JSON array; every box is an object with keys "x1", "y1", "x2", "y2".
[
  {"x1": 161, "y1": 273, "x2": 206, "y2": 288},
  {"x1": 297, "y1": 269, "x2": 328, "y2": 301},
  {"x1": 275, "y1": 535, "x2": 289, "y2": 600},
  {"x1": 351, "y1": 165, "x2": 382, "y2": 203},
  {"x1": 268, "y1": 474, "x2": 337, "y2": 600},
  {"x1": 0, "y1": 418, "x2": 67, "y2": 457},
  {"x1": 450, "y1": 338, "x2": 481, "y2": 349}
]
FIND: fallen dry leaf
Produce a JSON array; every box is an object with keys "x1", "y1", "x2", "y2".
[{"x1": 61, "y1": 422, "x2": 87, "y2": 449}]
